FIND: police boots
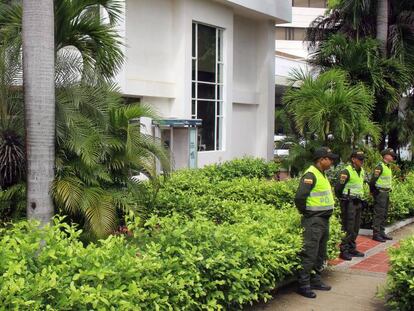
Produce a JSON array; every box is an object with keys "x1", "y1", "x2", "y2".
[
  {"x1": 297, "y1": 287, "x2": 317, "y2": 299},
  {"x1": 340, "y1": 251, "x2": 352, "y2": 261},
  {"x1": 372, "y1": 234, "x2": 386, "y2": 242}
]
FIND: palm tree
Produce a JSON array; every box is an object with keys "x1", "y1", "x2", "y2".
[
  {"x1": 0, "y1": 44, "x2": 25, "y2": 222},
  {"x1": 283, "y1": 69, "x2": 379, "y2": 147},
  {"x1": 310, "y1": 34, "x2": 411, "y2": 113},
  {"x1": 0, "y1": 44, "x2": 24, "y2": 188},
  {"x1": 51, "y1": 57, "x2": 170, "y2": 238},
  {"x1": 1, "y1": 0, "x2": 124, "y2": 79},
  {"x1": 308, "y1": 0, "x2": 414, "y2": 61},
  {"x1": 23, "y1": 0, "x2": 55, "y2": 225},
  {"x1": 307, "y1": 0, "x2": 414, "y2": 151}
]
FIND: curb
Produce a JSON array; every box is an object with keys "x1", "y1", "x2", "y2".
[{"x1": 358, "y1": 217, "x2": 414, "y2": 236}]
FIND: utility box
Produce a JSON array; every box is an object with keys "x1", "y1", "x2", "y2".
[{"x1": 153, "y1": 119, "x2": 202, "y2": 169}]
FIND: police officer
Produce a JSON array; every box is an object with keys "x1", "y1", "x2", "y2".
[
  {"x1": 369, "y1": 148, "x2": 396, "y2": 242},
  {"x1": 295, "y1": 147, "x2": 338, "y2": 299},
  {"x1": 335, "y1": 150, "x2": 366, "y2": 260}
]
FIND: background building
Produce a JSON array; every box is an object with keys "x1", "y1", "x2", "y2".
[
  {"x1": 115, "y1": 0, "x2": 291, "y2": 169},
  {"x1": 274, "y1": 0, "x2": 326, "y2": 134}
]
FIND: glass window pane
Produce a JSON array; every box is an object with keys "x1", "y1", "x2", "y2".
[
  {"x1": 197, "y1": 24, "x2": 216, "y2": 82},
  {"x1": 197, "y1": 82, "x2": 215, "y2": 100},
  {"x1": 192, "y1": 82, "x2": 196, "y2": 99},
  {"x1": 197, "y1": 101, "x2": 215, "y2": 151},
  {"x1": 216, "y1": 116, "x2": 222, "y2": 150},
  {"x1": 217, "y1": 64, "x2": 223, "y2": 84},
  {"x1": 192, "y1": 23, "x2": 196, "y2": 57},
  {"x1": 293, "y1": 0, "x2": 309, "y2": 7},
  {"x1": 276, "y1": 28, "x2": 285, "y2": 40},
  {"x1": 192, "y1": 100, "x2": 196, "y2": 115},
  {"x1": 192, "y1": 59, "x2": 196, "y2": 80},
  {"x1": 309, "y1": 0, "x2": 326, "y2": 8},
  {"x1": 217, "y1": 85, "x2": 223, "y2": 101},
  {"x1": 294, "y1": 28, "x2": 306, "y2": 41},
  {"x1": 216, "y1": 101, "x2": 222, "y2": 116},
  {"x1": 218, "y1": 30, "x2": 223, "y2": 62},
  {"x1": 286, "y1": 28, "x2": 294, "y2": 40}
]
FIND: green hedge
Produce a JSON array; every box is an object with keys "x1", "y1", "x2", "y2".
[
  {"x1": 0, "y1": 208, "x2": 303, "y2": 310},
  {"x1": 0, "y1": 158, "x2": 346, "y2": 309},
  {"x1": 148, "y1": 162, "x2": 341, "y2": 260},
  {"x1": 384, "y1": 236, "x2": 414, "y2": 310},
  {"x1": 388, "y1": 173, "x2": 414, "y2": 222},
  {"x1": 361, "y1": 172, "x2": 414, "y2": 228},
  {"x1": 201, "y1": 157, "x2": 280, "y2": 181}
]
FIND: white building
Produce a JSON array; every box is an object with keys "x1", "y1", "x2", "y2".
[
  {"x1": 115, "y1": 0, "x2": 291, "y2": 169},
  {"x1": 274, "y1": 0, "x2": 326, "y2": 133},
  {"x1": 275, "y1": 0, "x2": 326, "y2": 60}
]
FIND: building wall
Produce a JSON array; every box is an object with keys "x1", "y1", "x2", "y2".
[
  {"x1": 117, "y1": 0, "x2": 285, "y2": 167},
  {"x1": 275, "y1": 7, "x2": 325, "y2": 59},
  {"x1": 232, "y1": 103, "x2": 257, "y2": 156}
]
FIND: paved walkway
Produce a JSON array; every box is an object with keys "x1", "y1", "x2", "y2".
[{"x1": 247, "y1": 223, "x2": 414, "y2": 311}]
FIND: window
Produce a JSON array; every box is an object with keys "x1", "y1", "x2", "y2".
[
  {"x1": 275, "y1": 27, "x2": 307, "y2": 41},
  {"x1": 192, "y1": 22, "x2": 224, "y2": 151},
  {"x1": 292, "y1": 0, "x2": 327, "y2": 8}
]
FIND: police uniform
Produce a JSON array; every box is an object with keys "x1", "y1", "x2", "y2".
[
  {"x1": 295, "y1": 147, "x2": 337, "y2": 298},
  {"x1": 369, "y1": 148, "x2": 396, "y2": 242},
  {"x1": 335, "y1": 151, "x2": 366, "y2": 260}
]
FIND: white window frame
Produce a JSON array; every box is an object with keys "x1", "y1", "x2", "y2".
[{"x1": 191, "y1": 22, "x2": 224, "y2": 151}]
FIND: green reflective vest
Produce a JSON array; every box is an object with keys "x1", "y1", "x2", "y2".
[
  {"x1": 375, "y1": 162, "x2": 392, "y2": 190},
  {"x1": 304, "y1": 165, "x2": 334, "y2": 212},
  {"x1": 343, "y1": 165, "x2": 365, "y2": 197}
]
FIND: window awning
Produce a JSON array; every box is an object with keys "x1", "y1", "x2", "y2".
[{"x1": 152, "y1": 118, "x2": 202, "y2": 128}]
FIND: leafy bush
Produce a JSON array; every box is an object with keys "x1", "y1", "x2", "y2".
[
  {"x1": 0, "y1": 183, "x2": 25, "y2": 223},
  {"x1": 361, "y1": 173, "x2": 414, "y2": 227},
  {"x1": 384, "y1": 236, "x2": 414, "y2": 310},
  {"x1": 0, "y1": 157, "x2": 344, "y2": 309},
  {"x1": 201, "y1": 157, "x2": 279, "y2": 181},
  {"x1": 0, "y1": 211, "x2": 302, "y2": 310}
]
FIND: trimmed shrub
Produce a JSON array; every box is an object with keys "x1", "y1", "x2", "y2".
[
  {"x1": 384, "y1": 236, "x2": 414, "y2": 310},
  {"x1": 201, "y1": 157, "x2": 280, "y2": 181},
  {"x1": 361, "y1": 173, "x2": 414, "y2": 228},
  {"x1": 0, "y1": 158, "x2": 344, "y2": 309},
  {"x1": 0, "y1": 210, "x2": 302, "y2": 310}
]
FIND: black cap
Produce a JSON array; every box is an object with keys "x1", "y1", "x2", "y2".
[
  {"x1": 381, "y1": 148, "x2": 397, "y2": 158},
  {"x1": 313, "y1": 147, "x2": 339, "y2": 160},
  {"x1": 351, "y1": 150, "x2": 365, "y2": 160}
]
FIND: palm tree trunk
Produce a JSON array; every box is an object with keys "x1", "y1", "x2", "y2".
[
  {"x1": 376, "y1": 0, "x2": 389, "y2": 56},
  {"x1": 23, "y1": 0, "x2": 55, "y2": 225}
]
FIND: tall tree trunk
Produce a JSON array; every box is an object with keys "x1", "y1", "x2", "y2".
[
  {"x1": 376, "y1": 0, "x2": 389, "y2": 56},
  {"x1": 376, "y1": 0, "x2": 401, "y2": 150},
  {"x1": 23, "y1": 0, "x2": 55, "y2": 225}
]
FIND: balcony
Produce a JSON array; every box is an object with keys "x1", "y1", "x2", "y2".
[{"x1": 214, "y1": 0, "x2": 292, "y2": 23}]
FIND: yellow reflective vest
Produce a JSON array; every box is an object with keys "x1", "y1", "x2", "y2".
[
  {"x1": 343, "y1": 165, "x2": 365, "y2": 197},
  {"x1": 304, "y1": 165, "x2": 335, "y2": 212},
  {"x1": 375, "y1": 162, "x2": 392, "y2": 190}
]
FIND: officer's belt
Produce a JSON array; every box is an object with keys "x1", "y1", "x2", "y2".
[{"x1": 377, "y1": 188, "x2": 391, "y2": 192}]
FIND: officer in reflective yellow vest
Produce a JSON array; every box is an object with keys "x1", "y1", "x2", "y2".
[
  {"x1": 369, "y1": 148, "x2": 396, "y2": 242},
  {"x1": 295, "y1": 147, "x2": 338, "y2": 299},
  {"x1": 335, "y1": 150, "x2": 366, "y2": 260}
]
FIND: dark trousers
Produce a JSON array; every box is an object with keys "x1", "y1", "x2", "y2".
[
  {"x1": 298, "y1": 216, "x2": 330, "y2": 288},
  {"x1": 340, "y1": 199, "x2": 362, "y2": 253},
  {"x1": 373, "y1": 191, "x2": 389, "y2": 235}
]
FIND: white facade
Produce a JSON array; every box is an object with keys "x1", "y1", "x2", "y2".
[
  {"x1": 116, "y1": 0, "x2": 291, "y2": 168},
  {"x1": 275, "y1": 5, "x2": 325, "y2": 86},
  {"x1": 276, "y1": 7, "x2": 325, "y2": 59}
]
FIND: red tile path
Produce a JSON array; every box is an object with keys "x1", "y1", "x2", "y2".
[
  {"x1": 329, "y1": 235, "x2": 399, "y2": 273},
  {"x1": 354, "y1": 235, "x2": 381, "y2": 252},
  {"x1": 351, "y1": 250, "x2": 390, "y2": 273}
]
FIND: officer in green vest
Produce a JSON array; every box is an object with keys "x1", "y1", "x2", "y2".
[
  {"x1": 295, "y1": 147, "x2": 338, "y2": 299},
  {"x1": 335, "y1": 150, "x2": 366, "y2": 260},
  {"x1": 369, "y1": 148, "x2": 396, "y2": 242}
]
